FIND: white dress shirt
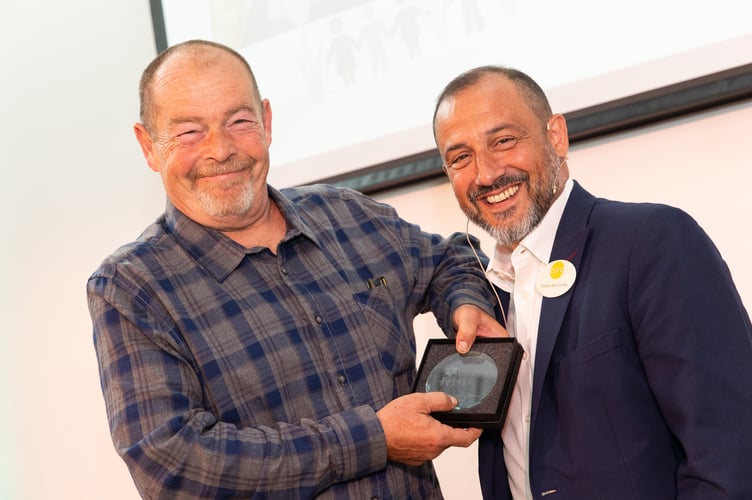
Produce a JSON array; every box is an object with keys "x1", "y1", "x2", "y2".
[{"x1": 486, "y1": 178, "x2": 573, "y2": 499}]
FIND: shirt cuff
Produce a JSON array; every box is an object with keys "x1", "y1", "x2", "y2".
[{"x1": 326, "y1": 405, "x2": 387, "y2": 482}]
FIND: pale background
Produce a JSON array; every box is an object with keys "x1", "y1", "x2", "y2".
[{"x1": 1, "y1": 1, "x2": 750, "y2": 499}]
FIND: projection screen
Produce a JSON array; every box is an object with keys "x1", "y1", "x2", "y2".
[{"x1": 150, "y1": 0, "x2": 752, "y2": 192}]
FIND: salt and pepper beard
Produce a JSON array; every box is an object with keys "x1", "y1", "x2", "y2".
[
  {"x1": 192, "y1": 158, "x2": 257, "y2": 217},
  {"x1": 463, "y1": 143, "x2": 562, "y2": 246}
]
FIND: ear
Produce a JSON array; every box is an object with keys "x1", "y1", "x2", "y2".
[
  {"x1": 261, "y1": 99, "x2": 272, "y2": 145},
  {"x1": 133, "y1": 123, "x2": 161, "y2": 172},
  {"x1": 546, "y1": 113, "x2": 570, "y2": 158}
]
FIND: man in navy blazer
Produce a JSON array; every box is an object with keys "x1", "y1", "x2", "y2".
[{"x1": 433, "y1": 65, "x2": 752, "y2": 499}]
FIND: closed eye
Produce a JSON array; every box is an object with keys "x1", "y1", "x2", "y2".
[
  {"x1": 228, "y1": 116, "x2": 257, "y2": 132},
  {"x1": 176, "y1": 129, "x2": 203, "y2": 144}
]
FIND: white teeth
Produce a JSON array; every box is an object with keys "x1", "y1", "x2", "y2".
[{"x1": 486, "y1": 185, "x2": 519, "y2": 203}]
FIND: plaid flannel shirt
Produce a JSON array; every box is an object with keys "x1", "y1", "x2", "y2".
[{"x1": 88, "y1": 184, "x2": 493, "y2": 499}]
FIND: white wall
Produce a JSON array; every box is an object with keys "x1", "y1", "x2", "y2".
[
  {"x1": 1, "y1": 1, "x2": 749, "y2": 499},
  {"x1": 1, "y1": 1, "x2": 162, "y2": 499}
]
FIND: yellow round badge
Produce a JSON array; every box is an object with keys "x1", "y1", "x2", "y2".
[{"x1": 537, "y1": 259, "x2": 576, "y2": 298}]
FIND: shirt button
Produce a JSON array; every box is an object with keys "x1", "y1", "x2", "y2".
[
  {"x1": 337, "y1": 374, "x2": 347, "y2": 384},
  {"x1": 315, "y1": 315, "x2": 323, "y2": 324},
  {"x1": 280, "y1": 267, "x2": 288, "y2": 275}
]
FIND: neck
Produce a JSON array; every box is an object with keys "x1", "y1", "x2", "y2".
[{"x1": 221, "y1": 199, "x2": 286, "y2": 252}]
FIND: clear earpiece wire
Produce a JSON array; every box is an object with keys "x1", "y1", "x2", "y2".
[{"x1": 464, "y1": 218, "x2": 508, "y2": 328}]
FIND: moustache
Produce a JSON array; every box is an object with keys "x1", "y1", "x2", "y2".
[
  {"x1": 469, "y1": 173, "x2": 529, "y2": 202},
  {"x1": 192, "y1": 159, "x2": 250, "y2": 180}
]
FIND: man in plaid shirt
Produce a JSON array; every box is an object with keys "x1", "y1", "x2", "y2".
[{"x1": 88, "y1": 39, "x2": 505, "y2": 499}]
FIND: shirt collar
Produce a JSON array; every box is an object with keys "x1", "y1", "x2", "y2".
[
  {"x1": 164, "y1": 185, "x2": 322, "y2": 282},
  {"x1": 488, "y1": 178, "x2": 574, "y2": 291}
]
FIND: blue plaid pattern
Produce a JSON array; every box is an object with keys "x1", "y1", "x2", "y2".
[{"x1": 88, "y1": 184, "x2": 493, "y2": 499}]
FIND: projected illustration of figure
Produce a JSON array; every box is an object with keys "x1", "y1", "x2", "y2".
[
  {"x1": 360, "y1": 4, "x2": 389, "y2": 75},
  {"x1": 327, "y1": 16, "x2": 360, "y2": 85},
  {"x1": 437, "y1": 0, "x2": 485, "y2": 36},
  {"x1": 393, "y1": 0, "x2": 429, "y2": 59}
]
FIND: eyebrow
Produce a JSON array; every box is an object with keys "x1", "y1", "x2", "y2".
[
  {"x1": 485, "y1": 123, "x2": 525, "y2": 136},
  {"x1": 224, "y1": 104, "x2": 257, "y2": 119},
  {"x1": 168, "y1": 116, "x2": 203, "y2": 129}
]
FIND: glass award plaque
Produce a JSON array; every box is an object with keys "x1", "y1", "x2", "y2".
[{"x1": 412, "y1": 338, "x2": 523, "y2": 428}]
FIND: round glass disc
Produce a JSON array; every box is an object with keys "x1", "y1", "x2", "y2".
[{"x1": 425, "y1": 351, "x2": 498, "y2": 410}]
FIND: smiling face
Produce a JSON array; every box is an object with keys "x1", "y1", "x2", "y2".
[
  {"x1": 134, "y1": 45, "x2": 273, "y2": 232},
  {"x1": 434, "y1": 73, "x2": 569, "y2": 247}
]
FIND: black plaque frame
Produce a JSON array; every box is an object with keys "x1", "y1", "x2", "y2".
[{"x1": 413, "y1": 338, "x2": 523, "y2": 429}]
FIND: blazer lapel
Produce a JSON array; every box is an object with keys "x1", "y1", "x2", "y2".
[{"x1": 530, "y1": 182, "x2": 594, "y2": 426}]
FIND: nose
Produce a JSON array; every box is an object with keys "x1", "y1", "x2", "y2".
[
  {"x1": 474, "y1": 150, "x2": 501, "y2": 186},
  {"x1": 204, "y1": 128, "x2": 236, "y2": 162}
]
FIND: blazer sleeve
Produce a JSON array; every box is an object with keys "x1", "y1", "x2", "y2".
[{"x1": 628, "y1": 206, "x2": 752, "y2": 499}]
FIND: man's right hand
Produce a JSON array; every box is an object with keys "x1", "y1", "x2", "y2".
[{"x1": 376, "y1": 392, "x2": 482, "y2": 466}]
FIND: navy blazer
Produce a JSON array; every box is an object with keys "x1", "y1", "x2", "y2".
[{"x1": 479, "y1": 182, "x2": 752, "y2": 499}]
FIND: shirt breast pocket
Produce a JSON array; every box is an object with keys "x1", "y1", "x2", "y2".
[{"x1": 352, "y1": 285, "x2": 415, "y2": 378}]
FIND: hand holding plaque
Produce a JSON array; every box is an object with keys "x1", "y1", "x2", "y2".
[{"x1": 412, "y1": 338, "x2": 523, "y2": 428}]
